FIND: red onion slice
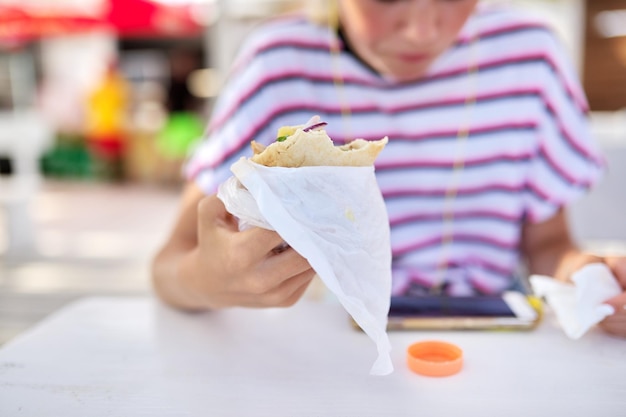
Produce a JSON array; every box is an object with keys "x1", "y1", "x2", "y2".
[{"x1": 303, "y1": 122, "x2": 328, "y2": 132}]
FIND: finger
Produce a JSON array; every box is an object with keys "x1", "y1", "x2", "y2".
[
  {"x1": 605, "y1": 256, "x2": 626, "y2": 289},
  {"x1": 599, "y1": 311, "x2": 626, "y2": 338},
  {"x1": 257, "y1": 247, "x2": 313, "y2": 287},
  {"x1": 278, "y1": 274, "x2": 316, "y2": 307},
  {"x1": 273, "y1": 269, "x2": 316, "y2": 307},
  {"x1": 198, "y1": 195, "x2": 285, "y2": 258},
  {"x1": 224, "y1": 245, "x2": 312, "y2": 295},
  {"x1": 197, "y1": 194, "x2": 237, "y2": 231},
  {"x1": 237, "y1": 269, "x2": 315, "y2": 308},
  {"x1": 237, "y1": 226, "x2": 286, "y2": 257},
  {"x1": 602, "y1": 292, "x2": 626, "y2": 311},
  {"x1": 599, "y1": 292, "x2": 626, "y2": 338}
]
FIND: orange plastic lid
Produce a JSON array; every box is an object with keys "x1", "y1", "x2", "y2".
[{"x1": 407, "y1": 340, "x2": 463, "y2": 377}]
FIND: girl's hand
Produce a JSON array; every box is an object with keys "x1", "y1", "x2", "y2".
[
  {"x1": 182, "y1": 194, "x2": 316, "y2": 309},
  {"x1": 598, "y1": 256, "x2": 626, "y2": 338}
]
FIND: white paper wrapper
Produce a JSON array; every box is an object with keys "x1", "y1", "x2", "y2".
[
  {"x1": 530, "y1": 263, "x2": 621, "y2": 339},
  {"x1": 217, "y1": 158, "x2": 393, "y2": 375}
]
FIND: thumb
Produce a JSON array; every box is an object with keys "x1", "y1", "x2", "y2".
[{"x1": 197, "y1": 194, "x2": 238, "y2": 232}]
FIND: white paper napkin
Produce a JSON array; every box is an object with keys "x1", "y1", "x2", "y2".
[
  {"x1": 529, "y1": 263, "x2": 622, "y2": 339},
  {"x1": 218, "y1": 158, "x2": 393, "y2": 375}
]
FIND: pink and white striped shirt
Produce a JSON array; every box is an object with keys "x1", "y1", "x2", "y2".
[{"x1": 185, "y1": 4, "x2": 604, "y2": 296}]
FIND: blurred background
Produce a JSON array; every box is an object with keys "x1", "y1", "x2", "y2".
[{"x1": 0, "y1": 0, "x2": 625, "y2": 345}]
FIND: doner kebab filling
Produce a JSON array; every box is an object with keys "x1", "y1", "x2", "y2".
[{"x1": 249, "y1": 117, "x2": 388, "y2": 167}]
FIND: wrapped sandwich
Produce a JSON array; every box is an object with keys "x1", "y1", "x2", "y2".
[
  {"x1": 249, "y1": 116, "x2": 387, "y2": 167},
  {"x1": 217, "y1": 116, "x2": 393, "y2": 375}
]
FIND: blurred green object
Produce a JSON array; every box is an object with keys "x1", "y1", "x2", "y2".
[
  {"x1": 156, "y1": 112, "x2": 204, "y2": 159},
  {"x1": 41, "y1": 136, "x2": 94, "y2": 179}
]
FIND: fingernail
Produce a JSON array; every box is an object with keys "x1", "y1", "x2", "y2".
[{"x1": 271, "y1": 241, "x2": 290, "y2": 255}]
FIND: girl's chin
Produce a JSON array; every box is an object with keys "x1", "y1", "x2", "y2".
[
  {"x1": 383, "y1": 70, "x2": 429, "y2": 83},
  {"x1": 379, "y1": 62, "x2": 433, "y2": 82}
]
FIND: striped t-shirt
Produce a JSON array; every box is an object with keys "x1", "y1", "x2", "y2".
[{"x1": 185, "y1": 5, "x2": 604, "y2": 296}]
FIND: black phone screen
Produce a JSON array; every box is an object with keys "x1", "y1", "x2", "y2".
[{"x1": 389, "y1": 296, "x2": 517, "y2": 318}]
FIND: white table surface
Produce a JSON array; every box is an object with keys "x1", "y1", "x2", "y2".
[{"x1": 0, "y1": 296, "x2": 624, "y2": 417}]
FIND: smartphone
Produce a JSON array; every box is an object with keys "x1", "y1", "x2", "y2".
[{"x1": 384, "y1": 291, "x2": 541, "y2": 331}]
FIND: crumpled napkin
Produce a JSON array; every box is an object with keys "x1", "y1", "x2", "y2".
[
  {"x1": 529, "y1": 263, "x2": 621, "y2": 339},
  {"x1": 217, "y1": 158, "x2": 393, "y2": 375}
]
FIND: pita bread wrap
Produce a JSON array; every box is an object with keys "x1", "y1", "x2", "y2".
[
  {"x1": 249, "y1": 118, "x2": 387, "y2": 167},
  {"x1": 217, "y1": 116, "x2": 393, "y2": 375}
]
